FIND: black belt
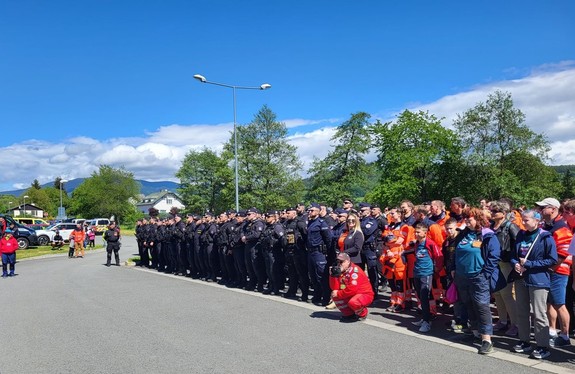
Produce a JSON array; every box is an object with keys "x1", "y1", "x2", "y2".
[{"x1": 306, "y1": 245, "x2": 321, "y2": 252}]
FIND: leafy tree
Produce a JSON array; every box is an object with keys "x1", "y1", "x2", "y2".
[
  {"x1": 176, "y1": 148, "x2": 234, "y2": 213},
  {"x1": 0, "y1": 195, "x2": 18, "y2": 214},
  {"x1": 20, "y1": 188, "x2": 54, "y2": 217},
  {"x1": 31, "y1": 179, "x2": 42, "y2": 190},
  {"x1": 452, "y1": 90, "x2": 555, "y2": 204},
  {"x1": 224, "y1": 105, "x2": 304, "y2": 210},
  {"x1": 69, "y1": 165, "x2": 139, "y2": 223},
  {"x1": 560, "y1": 169, "x2": 575, "y2": 200},
  {"x1": 367, "y1": 110, "x2": 461, "y2": 206},
  {"x1": 453, "y1": 90, "x2": 550, "y2": 172},
  {"x1": 306, "y1": 112, "x2": 373, "y2": 207}
]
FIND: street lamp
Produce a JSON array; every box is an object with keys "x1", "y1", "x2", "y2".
[
  {"x1": 23, "y1": 195, "x2": 29, "y2": 216},
  {"x1": 193, "y1": 74, "x2": 271, "y2": 211},
  {"x1": 8, "y1": 201, "x2": 12, "y2": 214},
  {"x1": 59, "y1": 179, "x2": 68, "y2": 220}
]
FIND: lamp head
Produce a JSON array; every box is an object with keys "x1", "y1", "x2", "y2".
[
  {"x1": 260, "y1": 83, "x2": 271, "y2": 90},
  {"x1": 193, "y1": 74, "x2": 207, "y2": 83}
]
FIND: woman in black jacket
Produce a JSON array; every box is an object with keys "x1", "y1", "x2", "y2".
[{"x1": 341, "y1": 213, "x2": 364, "y2": 265}]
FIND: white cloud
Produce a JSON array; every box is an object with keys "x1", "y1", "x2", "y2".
[{"x1": 1, "y1": 62, "x2": 574, "y2": 192}]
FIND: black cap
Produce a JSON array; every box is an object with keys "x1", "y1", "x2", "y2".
[
  {"x1": 238, "y1": 210, "x2": 247, "y2": 217},
  {"x1": 308, "y1": 202, "x2": 320, "y2": 210},
  {"x1": 265, "y1": 210, "x2": 278, "y2": 216},
  {"x1": 246, "y1": 207, "x2": 260, "y2": 214},
  {"x1": 334, "y1": 208, "x2": 348, "y2": 215},
  {"x1": 286, "y1": 206, "x2": 297, "y2": 212},
  {"x1": 343, "y1": 198, "x2": 353, "y2": 204},
  {"x1": 359, "y1": 202, "x2": 372, "y2": 209}
]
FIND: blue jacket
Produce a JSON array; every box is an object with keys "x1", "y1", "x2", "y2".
[{"x1": 510, "y1": 229, "x2": 557, "y2": 288}]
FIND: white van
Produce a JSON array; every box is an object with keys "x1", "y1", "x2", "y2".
[{"x1": 87, "y1": 218, "x2": 111, "y2": 234}]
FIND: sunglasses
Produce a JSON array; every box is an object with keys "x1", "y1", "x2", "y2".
[{"x1": 347, "y1": 219, "x2": 356, "y2": 223}]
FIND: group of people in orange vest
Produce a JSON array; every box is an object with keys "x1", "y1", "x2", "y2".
[{"x1": 368, "y1": 196, "x2": 575, "y2": 359}]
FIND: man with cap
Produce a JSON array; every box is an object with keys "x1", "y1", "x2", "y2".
[
  {"x1": 359, "y1": 202, "x2": 380, "y2": 296},
  {"x1": 329, "y1": 252, "x2": 374, "y2": 322},
  {"x1": 184, "y1": 214, "x2": 197, "y2": 277},
  {"x1": 242, "y1": 208, "x2": 266, "y2": 291},
  {"x1": 282, "y1": 207, "x2": 309, "y2": 300},
  {"x1": 103, "y1": 221, "x2": 121, "y2": 267},
  {"x1": 536, "y1": 197, "x2": 574, "y2": 347},
  {"x1": 261, "y1": 210, "x2": 285, "y2": 295},
  {"x1": 371, "y1": 205, "x2": 388, "y2": 290},
  {"x1": 230, "y1": 211, "x2": 248, "y2": 288},
  {"x1": 306, "y1": 202, "x2": 333, "y2": 305},
  {"x1": 146, "y1": 217, "x2": 159, "y2": 270},
  {"x1": 200, "y1": 212, "x2": 219, "y2": 282},
  {"x1": 135, "y1": 218, "x2": 146, "y2": 266},
  {"x1": 342, "y1": 198, "x2": 354, "y2": 212}
]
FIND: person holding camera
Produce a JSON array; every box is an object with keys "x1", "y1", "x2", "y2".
[{"x1": 329, "y1": 252, "x2": 374, "y2": 322}]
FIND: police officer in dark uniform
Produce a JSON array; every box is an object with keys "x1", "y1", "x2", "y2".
[
  {"x1": 230, "y1": 211, "x2": 248, "y2": 288},
  {"x1": 146, "y1": 217, "x2": 159, "y2": 269},
  {"x1": 306, "y1": 202, "x2": 333, "y2": 305},
  {"x1": 135, "y1": 218, "x2": 146, "y2": 267},
  {"x1": 172, "y1": 214, "x2": 186, "y2": 275},
  {"x1": 194, "y1": 216, "x2": 206, "y2": 279},
  {"x1": 359, "y1": 202, "x2": 379, "y2": 296},
  {"x1": 371, "y1": 204, "x2": 388, "y2": 291},
  {"x1": 261, "y1": 210, "x2": 285, "y2": 295},
  {"x1": 201, "y1": 213, "x2": 218, "y2": 282},
  {"x1": 184, "y1": 214, "x2": 197, "y2": 277},
  {"x1": 155, "y1": 219, "x2": 166, "y2": 272},
  {"x1": 283, "y1": 207, "x2": 304, "y2": 299},
  {"x1": 103, "y1": 221, "x2": 121, "y2": 267},
  {"x1": 216, "y1": 212, "x2": 232, "y2": 285},
  {"x1": 242, "y1": 208, "x2": 266, "y2": 291}
]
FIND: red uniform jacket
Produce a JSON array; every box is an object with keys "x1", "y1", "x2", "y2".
[
  {"x1": 0, "y1": 235, "x2": 19, "y2": 254},
  {"x1": 329, "y1": 263, "x2": 374, "y2": 299}
]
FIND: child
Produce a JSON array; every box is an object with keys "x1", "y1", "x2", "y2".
[
  {"x1": 443, "y1": 217, "x2": 468, "y2": 332},
  {"x1": 1, "y1": 230, "x2": 19, "y2": 277},
  {"x1": 404, "y1": 223, "x2": 442, "y2": 333},
  {"x1": 68, "y1": 233, "x2": 75, "y2": 258},
  {"x1": 88, "y1": 228, "x2": 96, "y2": 248}
]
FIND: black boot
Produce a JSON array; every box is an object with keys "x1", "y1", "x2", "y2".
[
  {"x1": 106, "y1": 253, "x2": 112, "y2": 267},
  {"x1": 115, "y1": 253, "x2": 120, "y2": 266}
]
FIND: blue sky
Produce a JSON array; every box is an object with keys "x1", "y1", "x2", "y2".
[{"x1": 1, "y1": 1, "x2": 574, "y2": 192}]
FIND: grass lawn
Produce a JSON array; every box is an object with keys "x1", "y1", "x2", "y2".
[{"x1": 17, "y1": 244, "x2": 104, "y2": 260}]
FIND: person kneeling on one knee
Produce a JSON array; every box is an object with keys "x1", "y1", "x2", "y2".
[{"x1": 329, "y1": 252, "x2": 374, "y2": 322}]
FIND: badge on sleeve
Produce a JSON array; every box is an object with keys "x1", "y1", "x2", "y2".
[
  {"x1": 340, "y1": 285, "x2": 346, "y2": 290},
  {"x1": 351, "y1": 273, "x2": 358, "y2": 279},
  {"x1": 351, "y1": 280, "x2": 357, "y2": 285}
]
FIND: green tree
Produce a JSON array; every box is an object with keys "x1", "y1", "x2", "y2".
[
  {"x1": 69, "y1": 165, "x2": 139, "y2": 223},
  {"x1": 452, "y1": 90, "x2": 555, "y2": 204},
  {"x1": 453, "y1": 90, "x2": 550, "y2": 171},
  {"x1": 560, "y1": 170, "x2": 575, "y2": 200},
  {"x1": 306, "y1": 112, "x2": 373, "y2": 206},
  {"x1": 20, "y1": 188, "x2": 53, "y2": 217},
  {"x1": 225, "y1": 105, "x2": 304, "y2": 210},
  {"x1": 31, "y1": 179, "x2": 42, "y2": 190},
  {"x1": 367, "y1": 110, "x2": 461, "y2": 206},
  {"x1": 176, "y1": 148, "x2": 234, "y2": 213}
]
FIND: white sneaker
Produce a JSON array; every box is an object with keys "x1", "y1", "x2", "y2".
[
  {"x1": 419, "y1": 321, "x2": 432, "y2": 333},
  {"x1": 412, "y1": 319, "x2": 424, "y2": 327}
]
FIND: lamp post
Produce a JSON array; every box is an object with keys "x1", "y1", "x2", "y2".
[
  {"x1": 23, "y1": 195, "x2": 29, "y2": 216},
  {"x1": 59, "y1": 179, "x2": 68, "y2": 220},
  {"x1": 8, "y1": 201, "x2": 12, "y2": 214},
  {"x1": 193, "y1": 74, "x2": 271, "y2": 212}
]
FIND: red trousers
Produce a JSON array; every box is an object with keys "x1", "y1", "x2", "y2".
[{"x1": 333, "y1": 293, "x2": 374, "y2": 318}]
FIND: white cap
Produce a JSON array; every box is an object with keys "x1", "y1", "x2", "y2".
[{"x1": 535, "y1": 197, "x2": 560, "y2": 208}]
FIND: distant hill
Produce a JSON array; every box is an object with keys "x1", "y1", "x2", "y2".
[{"x1": 0, "y1": 178, "x2": 180, "y2": 197}]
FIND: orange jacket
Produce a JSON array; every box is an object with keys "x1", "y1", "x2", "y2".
[
  {"x1": 544, "y1": 216, "x2": 573, "y2": 276},
  {"x1": 70, "y1": 229, "x2": 86, "y2": 243}
]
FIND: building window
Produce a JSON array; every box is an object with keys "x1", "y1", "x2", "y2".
[{"x1": 166, "y1": 198, "x2": 173, "y2": 204}]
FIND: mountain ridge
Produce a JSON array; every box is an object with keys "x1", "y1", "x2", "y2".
[{"x1": 0, "y1": 179, "x2": 180, "y2": 197}]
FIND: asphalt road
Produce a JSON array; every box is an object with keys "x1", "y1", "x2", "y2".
[{"x1": 1, "y1": 236, "x2": 574, "y2": 373}]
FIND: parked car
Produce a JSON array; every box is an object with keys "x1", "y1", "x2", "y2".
[
  {"x1": 87, "y1": 218, "x2": 111, "y2": 235},
  {"x1": 13, "y1": 217, "x2": 50, "y2": 229},
  {"x1": 35, "y1": 222, "x2": 78, "y2": 246},
  {"x1": 0, "y1": 214, "x2": 39, "y2": 249}
]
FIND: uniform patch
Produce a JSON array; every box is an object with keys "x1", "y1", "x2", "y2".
[
  {"x1": 351, "y1": 280, "x2": 357, "y2": 285},
  {"x1": 340, "y1": 285, "x2": 346, "y2": 290},
  {"x1": 354, "y1": 268, "x2": 359, "y2": 273},
  {"x1": 351, "y1": 273, "x2": 358, "y2": 279},
  {"x1": 366, "y1": 223, "x2": 373, "y2": 228}
]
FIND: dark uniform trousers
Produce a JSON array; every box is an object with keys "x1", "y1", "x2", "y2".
[{"x1": 361, "y1": 243, "x2": 379, "y2": 296}]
